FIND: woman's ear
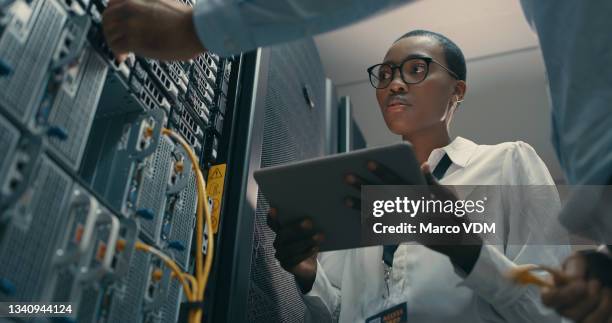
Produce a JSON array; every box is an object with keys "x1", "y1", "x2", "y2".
[{"x1": 453, "y1": 80, "x2": 467, "y2": 104}]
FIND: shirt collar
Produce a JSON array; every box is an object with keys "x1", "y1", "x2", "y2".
[{"x1": 428, "y1": 136, "x2": 478, "y2": 169}]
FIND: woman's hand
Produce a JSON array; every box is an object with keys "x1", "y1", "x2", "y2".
[
  {"x1": 344, "y1": 161, "x2": 481, "y2": 274},
  {"x1": 267, "y1": 208, "x2": 324, "y2": 293}
]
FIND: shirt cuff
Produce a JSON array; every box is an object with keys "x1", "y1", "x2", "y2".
[
  {"x1": 458, "y1": 245, "x2": 528, "y2": 308},
  {"x1": 192, "y1": 0, "x2": 255, "y2": 57}
]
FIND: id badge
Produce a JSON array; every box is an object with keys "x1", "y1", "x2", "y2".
[{"x1": 365, "y1": 302, "x2": 408, "y2": 323}]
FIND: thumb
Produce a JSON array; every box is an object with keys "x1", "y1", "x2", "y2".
[
  {"x1": 421, "y1": 162, "x2": 436, "y2": 185},
  {"x1": 421, "y1": 162, "x2": 457, "y2": 201}
]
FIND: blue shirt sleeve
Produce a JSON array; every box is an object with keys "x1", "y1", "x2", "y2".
[
  {"x1": 520, "y1": 0, "x2": 612, "y2": 186},
  {"x1": 192, "y1": 0, "x2": 411, "y2": 57}
]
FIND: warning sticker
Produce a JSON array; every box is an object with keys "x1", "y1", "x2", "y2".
[{"x1": 206, "y1": 164, "x2": 227, "y2": 233}]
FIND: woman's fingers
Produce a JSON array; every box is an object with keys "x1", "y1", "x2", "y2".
[
  {"x1": 275, "y1": 234, "x2": 323, "y2": 265},
  {"x1": 366, "y1": 160, "x2": 405, "y2": 185},
  {"x1": 344, "y1": 172, "x2": 372, "y2": 190}
]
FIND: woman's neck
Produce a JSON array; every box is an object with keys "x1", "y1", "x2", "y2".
[{"x1": 402, "y1": 128, "x2": 451, "y2": 164}]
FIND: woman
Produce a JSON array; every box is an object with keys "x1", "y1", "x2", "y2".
[{"x1": 268, "y1": 30, "x2": 569, "y2": 322}]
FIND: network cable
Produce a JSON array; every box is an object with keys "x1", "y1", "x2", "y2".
[
  {"x1": 114, "y1": 128, "x2": 214, "y2": 323},
  {"x1": 162, "y1": 128, "x2": 214, "y2": 323}
]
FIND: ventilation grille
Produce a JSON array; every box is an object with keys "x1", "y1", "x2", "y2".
[{"x1": 247, "y1": 39, "x2": 326, "y2": 323}]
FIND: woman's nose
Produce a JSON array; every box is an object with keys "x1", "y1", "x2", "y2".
[{"x1": 389, "y1": 71, "x2": 407, "y2": 93}]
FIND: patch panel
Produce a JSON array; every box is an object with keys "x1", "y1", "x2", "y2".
[
  {"x1": 179, "y1": 106, "x2": 205, "y2": 140},
  {"x1": 103, "y1": 242, "x2": 151, "y2": 323},
  {"x1": 138, "y1": 77, "x2": 166, "y2": 112},
  {"x1": 88, "y1": 0, "x2": 103, "y2": 23},
  {"x1": 204, "y1": 131, "x2": 219, "y2": 162},
  {"x1": 44, "y1": 187, "x2": 120, "y2": 322},
  {"x1": 141, "y1": 255, "x2": 173, "y2": 322},
  {"x1": 171, "y1": 99, "x2": 206, "y2": 145},
  {"x1": 201, "y1": 80, "x2": 215, "y2": 104},
  {"x1": 216, "y1": 91, "x2": 228, "y2": 116},
  {"x1": 129, "y1": 135, "x2": 175, "y2": 244},
  {"x1": 0, "y1": 0, "x2": 240, "y2": 320},
  {"x1": 0, "y1": 155, "x2": 73, "y2": 302},
  {"x1": 44, "y1": 45, "x2": 108, "y2": 170},
  {"x1": 134, "y1": 65, "x2": 172, "y2": 113},
  {"x1": 160, "y1": 279, "x2": 184, "y2": 323},
  {"x1": 80, "y1": 216, "x2": 139, "y2": 323},
  {"x1": 80, "y1": 108, "x2": 165, "y2": 213},
  {"x1": 191, "y1": 83, "x2": 214, "y2": 118},
  {"x1": 203, "y1": 53, "x2": 218, "y2": 76},
  {"x1": 191, "y1": 68, "x2": 215, "y2": 123},
  {"x1": 132, "y1": 58, "x2": 149, "y2": 81},
  {"x1": 71, "y1": 211, "x2": 125, "y2": 323},
  {"x1": 191, "y1": 64, "x2": 216, "y2": 100},
  {"x1": 173, "y1": 119, "x2": 202, "y2": 157},
  {"x1": 143, "y1": 58, "x2": 180, "y2": 102},
  {"x1": 89, "y1": 64, "x2": 150, "y2": 118},
  {"x1": 192, "y1": 55, "x2": 217, "y2": 86},
  {"x1": 0, "y1": 0, "x2": 67, "y2": 123},
  {"x1": 0, "y1": 112, "x2": 20, "y2": 186},
  {"x1": 214, "y1": 113, "x2": 224, "y2": 136},
  {"x1": 162, "y1": 145, "x2": 196, "y2": 269},
  {"x1": 176, "y1": 0, "x2": 195, "y2": 7},
  {"x1": 208, "y1": 52, "x2": 220, "y2": 65},
  {"x1": 220, "y1": 60, "x2": 232, "y2": 97},
  {"x1": 163, "y1": 61, "x2": 188, "y2": 94},
  {"x1": 200, "y1": 53, "x2": 218, "y2": 74},
  {"x1": 0, "y1": 133, "x2": 43, "y2": 228},
  {"x1": 185, "y1": 87, "x2": 211, "y2": 124}
]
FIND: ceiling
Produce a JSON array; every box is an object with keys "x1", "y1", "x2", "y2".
[
  {"x1": 314, "y1": 0, "x2": 539, "y2": 86},
  {"x1": 313, "y1": 0, "x2": 565, "y2": 182}
]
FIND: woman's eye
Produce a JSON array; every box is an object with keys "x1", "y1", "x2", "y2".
[
  {"x1": 378, "y1": 71, "x2": 392, "y2": 79},
  {"x1": 410, "y1": 65, "x2": 426, "y2": 74}
]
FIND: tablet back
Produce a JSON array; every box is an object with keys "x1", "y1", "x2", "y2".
[{"x1": 254, "y1": 142, "x2": 425, "y2": 251}]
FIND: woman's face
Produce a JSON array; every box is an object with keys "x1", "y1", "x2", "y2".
[{"x1": 375, "y1": 36, "x2": 462, "y2": 136}]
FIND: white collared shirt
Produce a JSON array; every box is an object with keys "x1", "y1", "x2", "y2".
[{"x1": 302, "y1": 136, "x2": 571, "y2": 323}]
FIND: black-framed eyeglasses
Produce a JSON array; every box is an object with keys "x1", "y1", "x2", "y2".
[{"x1": 367, "y1": 56, "x2": 459, "y2": 89}]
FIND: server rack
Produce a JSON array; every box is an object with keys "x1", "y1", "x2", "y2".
[
  {"x1": 0, "y1": 1, "x2": 341, "y2": 322},
  {"x1": 208, "y1": 38, "x2": 335, "y2": 323},
  {"x1": 0, "y1": 0, "x2": 241, "y2": 322}
]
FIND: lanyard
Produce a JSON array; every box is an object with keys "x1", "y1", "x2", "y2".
[{"x1": 382, "y1": 153, "x2": 452, "y2": 295}]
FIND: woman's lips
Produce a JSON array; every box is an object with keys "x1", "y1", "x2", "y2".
[{"x1": 386, "y1": 102, "x2": 411, "y2": 112}]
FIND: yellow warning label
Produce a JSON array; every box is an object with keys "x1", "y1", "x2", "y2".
[
  {"x1": 207, "y1": 164, "x2": 226, "y2": 233},
  {"x1": 210, "y1": 168, "x2": 223, "y2": 179}
]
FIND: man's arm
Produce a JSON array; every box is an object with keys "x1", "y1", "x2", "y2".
[
  {"x1": 457, "y1": 142, "x2": 570, "y2": 322},
  {"x1": 102, "y1": 0, "x2": 411, "y2": 60},
  {"x1": 191, "y1": 0, "x2": 410, "y2": 56}
]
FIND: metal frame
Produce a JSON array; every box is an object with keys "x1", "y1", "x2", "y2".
[{"x1": 206, "y1": 48, "x2": 270, "y2": 323}]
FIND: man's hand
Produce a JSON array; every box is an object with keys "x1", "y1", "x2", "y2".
[
  {"x1": 267, "y1": 208, "x2": 324, "y2": 294},
  {"x1": 102, "y1": 0, "x2": 205, "y2": 62},
  {"x1": 542, "y1": 251, "x2": 612, "y2": 323}
]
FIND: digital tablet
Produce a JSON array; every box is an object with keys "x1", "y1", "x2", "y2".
[{"x1": 253, "y1": 142, "x2": 426, "y2": 251}]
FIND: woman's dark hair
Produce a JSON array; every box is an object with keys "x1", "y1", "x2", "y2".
[{"x1": 396, "y1": 30, "x2": 466, "y2": 81}]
